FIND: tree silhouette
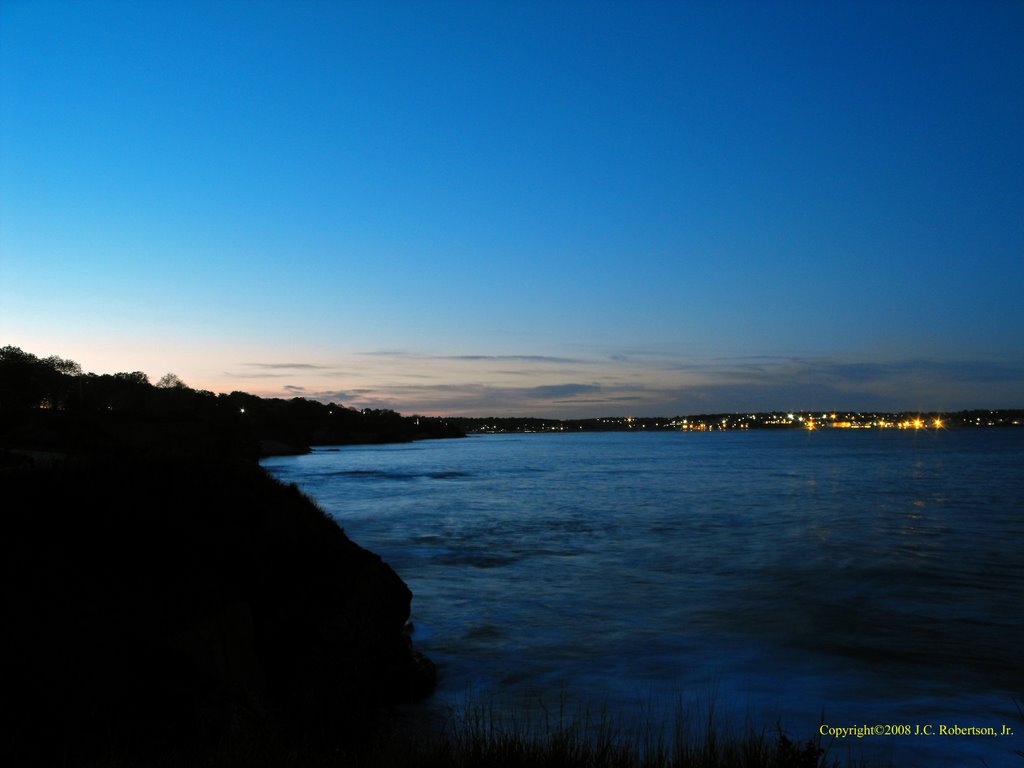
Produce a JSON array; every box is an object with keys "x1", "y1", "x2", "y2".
[
  {"x1": 156, "y1": 372, "x2": 187, "y2": 389},
  {"x1": 0, "y1": 345, "x2": 78, "y2": 409}
]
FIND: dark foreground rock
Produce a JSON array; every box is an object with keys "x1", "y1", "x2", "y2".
[{"x1": 1, "y1": 457, "x2": 435, "y2": 764}]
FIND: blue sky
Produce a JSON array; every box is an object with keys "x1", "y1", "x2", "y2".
[{"x1": 2, "y1": 1, "x2": 1022, "y2": 416}]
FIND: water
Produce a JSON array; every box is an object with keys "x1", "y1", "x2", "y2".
[{"x1": 263, "y1": 429, "x2": 1024, "y2": 766}]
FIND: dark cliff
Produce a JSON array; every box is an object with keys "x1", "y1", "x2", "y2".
[{"x1": 2, "y1": 457, "x2": 436, "y2": 764}]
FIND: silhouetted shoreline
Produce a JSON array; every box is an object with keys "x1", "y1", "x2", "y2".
[
  {"x1": 1, "y1": 347, "x2": 448, "y2": 763},
  {"x1": 0, "y1": 345, "x2": 465, "y2": 463},
  {"x1": 447, "y1": 410, "x2": 1023, "y2": 434}
]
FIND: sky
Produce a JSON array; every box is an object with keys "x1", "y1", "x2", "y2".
[{"x1": 2, "y1": 0, "x2": 1022, "y2": 417}]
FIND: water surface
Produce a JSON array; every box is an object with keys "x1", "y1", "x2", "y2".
[{"x1": 263, "y1": 429, "x2": 1024, "y2": 766}]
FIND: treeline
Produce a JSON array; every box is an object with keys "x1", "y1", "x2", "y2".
[{"x1": 0, "y1": 345, "x2": 463, "y2": 461}]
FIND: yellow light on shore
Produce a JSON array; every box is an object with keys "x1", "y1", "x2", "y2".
[{"x1": 933, "y1": 418, "x2": 943, "y2": 428}]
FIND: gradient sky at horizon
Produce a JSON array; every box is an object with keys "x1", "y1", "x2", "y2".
[{"x1": 2, "y1": 0, "x2": 1022, "y2": 417}]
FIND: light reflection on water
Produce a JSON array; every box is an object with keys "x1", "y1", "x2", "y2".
[{"x1": 263, "y1": 430, "x2": 1024, "y2": 767}]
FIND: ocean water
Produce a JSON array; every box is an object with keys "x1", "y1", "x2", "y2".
[{"x1": 262, "y1": 429, "x2": 1024, "y2": 767}]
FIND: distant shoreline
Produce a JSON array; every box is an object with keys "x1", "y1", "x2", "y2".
[{"x1": 443, "y1": 409, "x2": 1023, "y2": 434}]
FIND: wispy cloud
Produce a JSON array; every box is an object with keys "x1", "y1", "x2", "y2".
[
  {"x1": 310, "y1": 389, "x2": 354, "y2": 402},
  {"x1": 242, "y1": 362, "x2": 333, "y2": 370},
  {"x1": 224, "y1": 347, "x2": 1024, "y2": 418},
  {"x1": 314, "y1": 378, "x2": 671, "y2": 416},
  {"x1": 356, "y1": 349, "x2": 414, "y2": 357},
  {"x1": 525, "y1": 383, "x2": 602, "y2": 399},
  {"x1": 660, "y1": 357, "x2": 1024, "y2": 413},
  {"x1": 321, "y1": 355, "x2": 1024, "y2": 416},
  {"x1": 224, "y1": 371, "x2": 294, "y2": 379},
  {"x1": 445, "y1": 354, "x2": 584, "y2": 364},
  {"x1": 357, "y1": 350, "x2": 585, "y2": 365}
]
